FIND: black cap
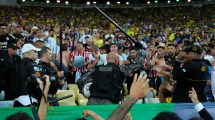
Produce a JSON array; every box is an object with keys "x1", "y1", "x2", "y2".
[
  {"x1": 184, "y1": 44, "x2": 203, "y2": 54},
  {"x1": 8, "y1": 43, "x2": 19, "y2": 49}
]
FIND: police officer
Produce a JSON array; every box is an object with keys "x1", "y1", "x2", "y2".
[
  {"x1": 14, "y1": 44, "x2": 41, "y2": 107},
  {"x1": 0, "y1": 43, "x2": 21, "y2": 100},
  {"x1": 0, "y1": 23, "x2": 16, "y2": 53},
  {"x1": 88, "y1": 52, "x2": 125, "y2": 105},
  {"x1": 172, "y1": 44, "x2": 208, "y2": 103}
]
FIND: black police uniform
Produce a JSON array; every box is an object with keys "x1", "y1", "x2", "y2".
[
  {"x1": 89, "y1": 62, "x2": 125, "y2": 104},
  {"x1": 0, "y1": 50, "x2": 21, "y2": 100},
  {"x1": 0, "y1": 34, "x2": 16, "y2": 53},
  {"x1": 172, "y1": 45, "x2": 208, "y2": 103}
]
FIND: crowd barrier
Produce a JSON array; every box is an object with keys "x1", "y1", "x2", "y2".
[{"x1": 0, "y1": 103, "x2": 214, "y2": 120}]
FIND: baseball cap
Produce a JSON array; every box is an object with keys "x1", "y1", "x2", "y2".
[
  {"x1": 184, "y1": 44, "x2": 203, "y2": 54},
  {"x1": 8, "y1": 43, "x2": 19, "y2": 49},
  {"x1": 21, "y1": 44, "x2": 41, "y2": 54}
]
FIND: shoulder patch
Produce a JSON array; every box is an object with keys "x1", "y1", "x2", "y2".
[{"x1": 201, "y1": 66, "x2": 207, "y2": 71}]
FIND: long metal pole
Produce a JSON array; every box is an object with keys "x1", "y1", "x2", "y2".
[{"x1": 94, "y1": 6, "x2": 143, "y2": 49}]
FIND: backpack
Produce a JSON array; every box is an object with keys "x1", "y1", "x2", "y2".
[{"x1": 90, "y1": 63, "x2": 125, "y2": 103}]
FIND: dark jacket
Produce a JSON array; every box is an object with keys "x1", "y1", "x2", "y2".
[
  {"x1": 172, "y1": 59, "x2": 208, "y2": 103},
  {"x1": 90, "y1": 62, "x2": 125, "y2": 103}
]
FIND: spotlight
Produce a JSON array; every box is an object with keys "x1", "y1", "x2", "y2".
[
  {"x1": 117, "y1": 1, "x2": 120, "y2": 4},
  {"x1": 46, "y1": 0, "x2": 50, "y2": 3},
  {"x1": 168, "y1": 0, "x2": 171, "y2": 3},
  {"x1": 107, "y1": 1, "x2": 110, "y2": 5},
  {"x1": 65, "y1": 1, "x2": 69, "y2": 4},
  {"x1": 188, "y1": 0, "x2": 191, "y2": 2},
  {"x1": 126, "y1": 2, "x2": 129, "y2": 4},
  {"x1": 93, "y1": 1, "x2": 96, "y2": 4},
  {"x1": 57, "y1": 0, "x2": 60, "y2": 3},
  {"x1": 87, "y1": 1, "x2": 90, "y2": 4},
  {"x1": 22, "y1": 0, "x2": 25, "y2": 2},
  {"x1": 147, "y1": 1, "x2": 150, "y2": 4}
]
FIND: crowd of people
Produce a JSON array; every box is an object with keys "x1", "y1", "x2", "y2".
[{"x1": 0, "y1": 4, "x2": 215, "y2": 120}]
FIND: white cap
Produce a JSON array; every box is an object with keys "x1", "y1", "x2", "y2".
[
  {"x1": 21, "y1": 44, "x2": 41, "y2": 54},
  {"x1": 93, "y1": 29, "x2": 98, "y2": 32},
  {"x1": 31, "y1": 26, "x2": 38, "y2": 30}
]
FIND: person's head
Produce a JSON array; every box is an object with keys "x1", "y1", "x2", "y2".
[
  {"x1": 137, "y1": 34, "x2": 142, "y2": 41},
  {"x1": 120, "y1": 39, "x2": 125, "y2": 45},
  {"x1": 39, "y1": 47, "x2": 52, "y2": 62},
  {"x1": 148, "y1": 43, "x2": 155, "y2": 52},
  {"x1": 106, "y1": 37, "x2": 113, "y2": 44},
  {"x1": 156, "y1": 35, "x2": 162, "y2": 42},
  {"x1": 31, "y1": 26, "x2": 39, "y2": 34},
  {"x1": 86, "y1": 39, "x2": 93, "y2": 47},
  {"x1": 185, "y1": 44, "x2": 202, "y2": 61},
  {"x1": 76, "y1": 42, "x2": 84, "y2": 51},
  {"x1": 14, "y1": 25, "x2": 22, "y2": 34},
  {"x1": 117, "y1": 46, "x2": 123, "y2": 55},
  {"x1": 153, "y1": 112, "x2": 182, "y2": 120},
  {"x1": 35, "y1": 29, "x2": 43, "y2": 38},
  {"x1": 56, "y1": 36, "x2": 60, "y2": 45},
  {"x1": 22, "y1": 43, "x2": 41, "y2": 61},
  {"x1": 106, "y1": 52, "x2": 119, "y2": 65},
  {"x1": 167, "y1": 43, "x2": 176, "y2": 56},
  {"x1": 95, "y1": 32, "x2": 100, "y2": 38},
  {"x1": 0, "y1": 23, "x2": 7, "y2": 35},
  {"x1": 34, "y1": 40, "x2": 46, "y2": 48},
  {"x1": 6, "y1": 112, "x2": 33, "y2": 120},
  {"x1": 99, "y1": 46, "x2": 107, "y2": 54},
  {"x1": 123, "y1": 47, "x2": 129, "y2": 54},
  {"x1": 157, "y1": 46, "x2": 165, "y2": 58},
  {"x1": 16, "y1": 38, "x2": 24, "y2": 49},
  {"x1": 130, "y1": 48, "x2": 137, "y2": 59},
  {"x1": 7, "y1": 43, "x2": 19, "y2": 57},
  {"x1": 110, "y1": 43, "x2": 118, "y2": 53},
  {"x1": 107, "y1": 28, "x2": 112, "y2": 34}
]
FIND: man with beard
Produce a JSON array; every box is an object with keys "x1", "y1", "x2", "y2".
[
  {"x1": 146, "y1": 45, "x2": 166, "y2": 95},
  {"x1": 158, "y1": 43, "x2": 176, "y2": 102},
  {"x1": 122, "y1": 48, "x2": 145, "y2": 94}
]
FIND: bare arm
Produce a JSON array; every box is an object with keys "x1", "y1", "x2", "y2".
[
  {"x1": 147, "y1": 58, "x2": 156, "y2": 68},
  {"x1": 37, "y1": 76, "x2": 50, "y2": 120},
  {"x1": 82, "y1": 110, "x2": 104, "y2": 120},
  {"x1": 107, "y1": 73, "x2": 153, "y2": 120}
]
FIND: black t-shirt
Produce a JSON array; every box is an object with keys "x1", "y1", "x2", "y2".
[{"x1": 0, "y1": 34, "x2": 16, "y2": 52}]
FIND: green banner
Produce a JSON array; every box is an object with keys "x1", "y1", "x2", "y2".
[{"x1": 1, "y1": 103, "x2": 175, "y2": 120}]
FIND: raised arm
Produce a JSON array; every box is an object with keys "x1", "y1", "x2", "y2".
[
  {"x1": 188, "y1": 87, "x2": 213, "y2": 120},
  {"x1": 107, "y1": 72, "x2": 153, "y2": 120},
  {"x1": 37, "y1": 75, "x2": 51, "y2": 120}
]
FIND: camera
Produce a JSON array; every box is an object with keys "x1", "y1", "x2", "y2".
[{"x1": 28, "y1": 65, "x2": 57, "y2": 85}]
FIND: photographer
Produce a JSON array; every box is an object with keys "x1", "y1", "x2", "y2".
[
  {"x1": 6, "y1": 75, "x2": 51, "y2": 120},
  {"x1": 14, "y1": 44, "x2": 41, "y2": 107},
  {"x1": 38, "y1": 47, "x2": 64, "y2": 106}
]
